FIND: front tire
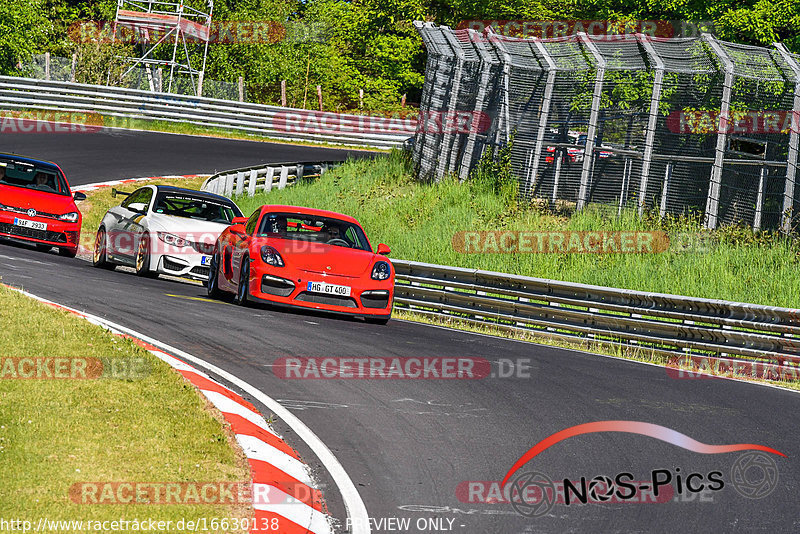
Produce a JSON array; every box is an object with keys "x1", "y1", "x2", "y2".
[
  {"x1": 234, "y1": 257, "x2": 250, "y2": 306},
  {"x1": 207, "y1": 251, "x2": 223, "y2": 299},
  {"x1": 93, "y1": 227, "x2": 115, "y2": 270},
  {"x1": 135, "y1": 233, "x2": 157, "y2": 278}
]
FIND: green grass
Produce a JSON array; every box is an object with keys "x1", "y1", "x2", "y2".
[
  {"x1": 235, "y1": 150, "x2": 800, "y2": 309},
  {"x1": 0, "y1": 286, "x2": 249, "y2": 530}
]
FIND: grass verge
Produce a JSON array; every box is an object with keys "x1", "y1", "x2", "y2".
[
  {"x1": 0, "y1": 285, "x2": 250, "y2": 530},
  {"x1": 235, "y1": 150, "x2": 800, "y2": 309}
]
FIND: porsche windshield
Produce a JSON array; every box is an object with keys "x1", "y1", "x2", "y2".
[
  {"x1": 153, "y1": 193, "x2": 241, "y2": 223},
  {"x1": 257, "y1": 212, "x2": 371, "y2": 251},
  {"x1": 0, "y1": 159, "x2": 69, "y2": 196}
]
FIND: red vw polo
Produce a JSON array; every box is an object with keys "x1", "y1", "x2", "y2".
[
  {"x1": 207, "y1": 205, "x2": 394, "y2": 324},
  {"x1": 0, "y1": 154, "x2": 85, "y2": 257}
]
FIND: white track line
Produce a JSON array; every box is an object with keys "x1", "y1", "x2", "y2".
[{"x1": 7, "y1": 286, "x2": 371, "y2": 534}]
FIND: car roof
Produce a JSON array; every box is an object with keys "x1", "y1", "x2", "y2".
[
  {"x1": 153, "y1": 185, "x2": 237, "y2": 205},
  {"x1": 0, "y1": 153, "x2": 61, "y2": 173},
  {"x1": 258, "y1": 204, "x2": 360, "y2": 225}
]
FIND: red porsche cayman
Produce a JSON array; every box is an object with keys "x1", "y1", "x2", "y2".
[
  {"x1": 207, "y1": 205, "x2": 394, "y2": 324},
  {"x1": 0, "y1": 153, "x2": 85, "y2": 257}
]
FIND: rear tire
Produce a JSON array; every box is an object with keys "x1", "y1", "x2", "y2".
[
  {"x1": 93, "y1": 227, "x2": 115, "y2": 270},
  {"x1": 234, "y1": 257, "x2": 250, "y2": 307},
  {"x1": 207, "y1": 251, "x2": 223, "y2": 299},
  {"x1": 58, "y1": 247, "x2": 77, "y2": 258},
  {"x1": 135, "y1": 234, "x2": 157, "y2": 278}
]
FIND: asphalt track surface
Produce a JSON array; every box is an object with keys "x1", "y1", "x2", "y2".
[
  {"x1": 0, "y1": 127, "x2": 372, "y2": 186},
  {"x1": 2, "y1": 132, "x2": 800, "y2": 533}
]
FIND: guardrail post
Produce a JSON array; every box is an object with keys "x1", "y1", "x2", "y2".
[
  {"x1": 264, "y1": 167, "x2": 275, "y2": 192},
  {"x1": 278, "y1": 166, "x2": 289, "y2": 189},
  {"x1": 660, "y1": 161, "x2": 673, "y2": 218},
  {"x1": 224, "y1": 173, "x2": 235, "y2": 196},
  {"x1": 70, "y1": 53, "x2": 77, "y2": 83},
  {"x1": 636, "y1": 33, "x2": 665, "y2": 216},
  {"x1": 577, "y1": 33, "x2": 606, "y2": 212},
  {"x1": 527, "y1": 38, "x2": 557, "y2": 199},
  {"x1": 45, "y1": 52, "x2": 50, "y2": 81},
  {"x1": 774, "y1": 43, "x2": 800, "y2": 234},
  {"x1": 437, "y1": 26, "x2": 466, "y2": 179},
  {"x1": 296, "y1": 163, "x2": 304, "y2": 184},
  {"x1": 197, "y1": 71, "x2": 204, "y2": 97},
  {"x1": 238, "y1": 76, "x2": 244, "y2": 102},
  {"x1": 702, "y1": 34, "x2": 735, "y2": 230},
  {"x1": 247, "y1": 169, "x2": 258, "y2": 196},
  {"x1": 754, "y1": 165, "x2": 766, "y2": 231},
  {"x1": 235, "y1": 171, "x2": 245, "y2": 196}
]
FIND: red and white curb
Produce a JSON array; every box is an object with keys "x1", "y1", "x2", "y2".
[
  {"x1": 3, "y1": 284, "x2": 371, "y2": 534},
  {"x1": 73, "y1": 175, "x2": 207, "y2": 193}
]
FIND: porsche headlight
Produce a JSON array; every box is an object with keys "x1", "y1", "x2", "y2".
[
  {"x1": 58, "y1": 212, "x2": 79, "y2": 222},
  {"x1": 260, "y1": 245, "x2": 284, "y2": 267},
  {"x1": 371, "y1": 261, "x2": 391, "y2": 280},
  {"x1": 157, "y1": 232, "x2": 188, "y2": 248}
]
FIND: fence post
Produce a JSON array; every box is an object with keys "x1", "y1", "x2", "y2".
[
  {"x1": 618, "y1": 157, "x2": 632, "y2": 216},
  {"x1": 487, "y1": 27, "x2": 512, "y2": 148},
  {"x1": 156, "y1": 68, "x2": 163, "y2": 92},
  {"x1": 527, "y1": 38, "x2": 557, "y2": 199},
  {"x1": 316, "y1": 85, "x2": 323, "y2": 111},
  {"x1": 660, "y1": 161, "x2": 673, "y2": 218},
  {"x1": 458, "y1": 29, "x2": 494, "y2": 181},
  {"x1": 197, "y1": 71, "x2": 204, "y2": 97},
  {"x1": 754, "y1": 165, "x2": 766, "y2": 231},
  {"x1": 281, "y1": 80, "x2": 287, "y2": 106},
  {"x1": 636, "y1": 33, "x2": 665, "y2": 216},
  {"x1": 238, "y1": 76, "x2": 244, "y2": 102},
  {"x1": 45, "y1": 52, "x2": 50, "y2": 81},
  {"x1": 359, "y1": 88, "x2": 364, "y2": 109},
  {"x1": 437, "y1": 26, "x2": 466, "y2": 179},
  {"x1": 774, "y1": 43, "x2": 800, "y2": 234},
  {"x1": 702, "y1": 34, "x2": 735, "y2": 230},
  {"x1": 577, "y1": 33, "x2": 606, "y2": 212},
  {"x1": 70, "y1": 53, "x2": 77, "y2": 83}
]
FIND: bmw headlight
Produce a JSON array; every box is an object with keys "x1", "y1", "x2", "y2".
[
  {"x1": 191, "y1": 241, "x2": 216, "y2": 255},
  {"x1": 260, "y1": 245, "x2": 284, "y2": 267},
  {"x1": 157, "y1": 232, "x2": 188, "y2": 248},
  {"x1": 58, "y1": 212, "x2": 79, "y2": 222},
  {"x1": 371, "y1": 261, "x2": 391, "y2": 281}
]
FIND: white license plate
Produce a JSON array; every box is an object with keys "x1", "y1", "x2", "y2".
[
  {"x1": 307, "y1": 281, "x2": 351, "y2": 296},
  {"x1": 200, "y1": 255, "x2": 210, "y2": 266},
  {"x1": 14, "y1": 218, "x2": 47, "y2": 231}
]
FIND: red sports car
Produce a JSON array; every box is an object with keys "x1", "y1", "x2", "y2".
[
  {"x1": 0, "y1": 154, "x2": 85, "y2": 257},
  {"x1": 207, "y1": 205, "x2": 394, "y2": 324}
]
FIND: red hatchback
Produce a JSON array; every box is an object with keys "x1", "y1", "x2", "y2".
[
  {"x1": 207, "y1": 205, "x2": 394, "y2": 324},
  {"x1": 0, "y1": 154, "x2": 85, "y2": 257}
]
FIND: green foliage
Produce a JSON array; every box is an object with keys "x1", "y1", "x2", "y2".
[{"x1": 0, "y1": 0, "x2": 50, "y2": 75}]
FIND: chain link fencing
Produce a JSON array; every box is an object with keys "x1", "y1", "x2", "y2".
[{"x1": 413, "y1": 22, "x2": 800, "y2": 233}]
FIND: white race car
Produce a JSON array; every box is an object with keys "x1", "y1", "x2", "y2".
[{"x1": 93, "y1": 185, "x2": 243, "y2": 281}]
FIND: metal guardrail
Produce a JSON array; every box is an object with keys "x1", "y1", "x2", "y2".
[
  {"x1": 0, "y1": 76, "x2": 410, "y2": 149},
  {"x1": 201, "y1": 161, "x2": 340, "y2": 197},
  {"x1": 391, "y1": 260, "x2": 800, "y2": 366}
]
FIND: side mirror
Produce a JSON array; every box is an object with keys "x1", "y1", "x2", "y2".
[
  {"x1": 231, "y1": 217, "x2": 248, "y2": 225},
  {"x1": 128, "y1": 202, "x2": 147, "y2": 214},
  {"x1": 376, "y1": 243, "x2": 391, "y2": 256},
  {"x1": 229, "y1": 224, "x2": 246, "y2": 237},
  {"x1": 73, "y1": 191, "x2": 87, "y2": 202}
]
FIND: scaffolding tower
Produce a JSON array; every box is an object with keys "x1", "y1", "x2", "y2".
[{"x1": 113, "y1": 0, "x2": 213, "y2": 95}]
